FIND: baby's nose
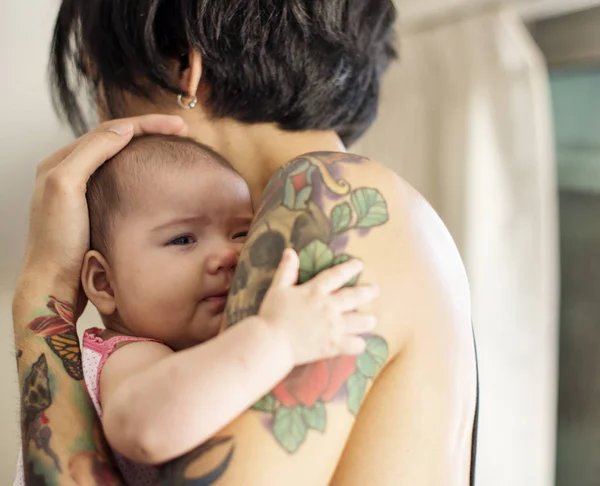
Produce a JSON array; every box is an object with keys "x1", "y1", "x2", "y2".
[{"x1": 206, "y1": 245, "x2": 239, "y2": 274}]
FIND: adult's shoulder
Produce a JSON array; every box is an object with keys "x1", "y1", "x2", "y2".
[
  {"x1": 327, "y1": 152, "x2": 473, "y2": 351},
  {"x1": 265, "y1": 151, "x2": 472, "y2": 351}
]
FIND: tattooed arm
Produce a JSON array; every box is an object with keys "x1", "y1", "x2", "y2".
[
  {"x1": 12, "y1": 116, "x2": 189, "y2": 485},
  {"x1": 159, "y1": 153, "x2": 477, "y2": 486},
  {"x1": 13, "y1": 283, "x2": 123, "y2": 485}
]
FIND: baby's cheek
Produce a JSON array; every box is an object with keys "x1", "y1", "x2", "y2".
[
  {"x1": 147, "y1": 282, "x2": 195, "y2": 330},
  {"x1": 115, "y1": 259, "x2": 198, "y2": 339},
  {"x1": 116, "y1": 279, "x2": 170, "y2": 332}
]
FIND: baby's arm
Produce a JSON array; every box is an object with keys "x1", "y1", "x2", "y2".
[
  {"x1": 100, "y1": 251, "x2": 377, "y2": 465},
  {"x1": 100, "y1": 316, "x2": 293, "y2": 465}
]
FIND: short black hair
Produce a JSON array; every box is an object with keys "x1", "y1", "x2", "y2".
[
  {"x1": 87, "y1": 135, "x2": 235, "y2": 256},
  {"x1": 50, "y1": 0, "x2": 397, "y2": 146}
]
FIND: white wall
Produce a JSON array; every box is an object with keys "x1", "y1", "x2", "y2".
[
  {"x1": 0, "y1": 291, "x2": 20, "y2": 483},
  {"x1": 0, "y1": 1, "x2": 73, "y2": 288},
  {"x1": 0, "y1": 1, "x2": 102, "y2": 483}
]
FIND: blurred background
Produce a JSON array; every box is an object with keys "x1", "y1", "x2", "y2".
[{"x1": 1, "y1": 0, "x2": 600, "y2": 484}]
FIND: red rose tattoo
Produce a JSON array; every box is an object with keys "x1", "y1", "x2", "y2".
[{"x1": 273, "y1": 356, "x2": 357, "y2": 407}]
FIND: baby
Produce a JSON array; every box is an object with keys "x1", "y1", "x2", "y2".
[{"x1": 80, "y1": 135, "x2": 378, "y2": 484}]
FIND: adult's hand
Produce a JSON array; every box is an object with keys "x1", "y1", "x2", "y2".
[{"x1": 19, "y1": 115, "x2": 188, "y2": 314}]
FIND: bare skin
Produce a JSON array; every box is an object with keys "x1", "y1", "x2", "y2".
[{"x1": 14, "y1": 54, "x2": 477, "y2": 485}]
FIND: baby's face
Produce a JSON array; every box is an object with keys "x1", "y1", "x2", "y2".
[{"x1": 108, "y1": 163, "x2": 253, "y2": 350}]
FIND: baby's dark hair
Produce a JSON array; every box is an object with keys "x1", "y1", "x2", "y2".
[
  {"x1": 86, "y1": 135, "x2": 233, "y2": 256},
  {"x1": 50, "y1": 0, "x2": 397, "y2": 147}
]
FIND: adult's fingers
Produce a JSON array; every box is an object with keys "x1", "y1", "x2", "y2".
[
  {"x1": 304, "y1": 258, "x2": 364, "y2": 294},
  {"x1": 122, "y1": 114, "x2": 188, "y2": 138},
  {"x1": 52, "y1": 115, "x2": 188, "y2": 186},
  {"x1": 37, "y1": 115, "x2": 188, "y2": 176}
]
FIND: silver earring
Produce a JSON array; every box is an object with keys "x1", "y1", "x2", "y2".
[{"x1": 177, "y1": 94, "x2": 198, "y2": 110}]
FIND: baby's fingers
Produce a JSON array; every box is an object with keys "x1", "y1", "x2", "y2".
[
  {"x1": 332, "y1": 285, "x2": 380, "y2": 313},
  {"x1": 343, "y1": 313, "x2": 378, "y2": 335},
  {"x1": 306, "y1": 258, "x2": 364, "y2": 294},
  {"x1": 337, "y1": 336, "x2": 368, "y2": 355},
  {"x1": 270, "y1": 249, "x2": 300, "y2": 289}
]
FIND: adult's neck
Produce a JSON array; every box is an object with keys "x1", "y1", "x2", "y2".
[{"x1": 184, "y1": 116, "x2": 346, "y2": 209}]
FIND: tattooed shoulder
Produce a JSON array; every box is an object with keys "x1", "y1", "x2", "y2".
[{"x1": 226, "y1": 151, "x2": 389, "y2": 452}]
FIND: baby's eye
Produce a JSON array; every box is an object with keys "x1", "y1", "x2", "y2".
[
  {"x1": 232, "y1": 231, "x2": 249, "y2": 241},
  {"x1": 168, "y1": 235, "x2": 196, "y2": 246}
]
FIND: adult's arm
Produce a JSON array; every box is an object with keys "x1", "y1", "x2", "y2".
[
  {"x1": 14, "y1": 282, "x2": 123, "y2": 485},
  {"x1": 13, "y1": 116, "x2": 188, "y2": 485},
  {"x1": 159, "y1": 152, "x2": 477, "y2": 485}
]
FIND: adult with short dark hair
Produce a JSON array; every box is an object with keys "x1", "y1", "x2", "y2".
[{"x1": 14, "y1": 2, "x2": 479, "y2": 485}]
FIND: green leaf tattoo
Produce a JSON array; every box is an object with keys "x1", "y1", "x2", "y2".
[
  {"x1": 301, "y1": 402, "x2": 326, "y2": 432},
  {"x1": 298, "y1": 240, "x2": 334, "y2": 284},
  {"x1": 347, "y1": 372, "x2": 368, "y2": 416},
  {"x1": 357, "y1": 336, "x2": 389, "y2": 378},
  {"x1": 253, "y1": 393, "x2": 278, "y2": 413},
  {"x1": 331, "y1": 202, "x2": 353, "y2": 234},
  {"x1": 288, "y1": 158, "x2": 312, "y2": 176},
  {"x1": 352, "y1": 187, "x2": 389, "y2": 229},
  {"x1": 296, "y1": 186, "x2": 312, "y2": 209},
  {"x1": 283, "y1": 178, "x2": 296, "y2": 209},
  {"x1": 273, "y1": 407, "x2": 308, "y2": 453}
]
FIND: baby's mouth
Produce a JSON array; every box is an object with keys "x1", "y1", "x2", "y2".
[
  {"x1": 203, "y1": 288, "x2": 229, "y2": 300},
  {"x1": 201, "y1": 290, "x2": 230, "y2": 311}
]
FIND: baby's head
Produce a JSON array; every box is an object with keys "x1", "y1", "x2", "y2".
[{"x1": 82, "y1": 135, "x2": 253, "y2": 350}]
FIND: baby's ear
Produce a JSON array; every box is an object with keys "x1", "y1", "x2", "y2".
[{"x1": 81, "y1": 251, "x2": 116, "y2": 316}]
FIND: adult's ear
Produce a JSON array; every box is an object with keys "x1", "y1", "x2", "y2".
[
  {"x1": 177, "y1": 49, "x2": 203, "y2": 103},
  {"x1": 81, "y1": 250, "x2": 117, "y2": 316}
]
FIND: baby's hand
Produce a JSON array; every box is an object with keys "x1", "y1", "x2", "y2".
[{"x1": 259, "y1": 249, "x2": 378, "y2": 366}]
